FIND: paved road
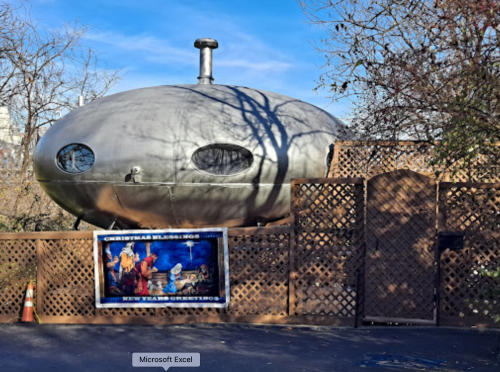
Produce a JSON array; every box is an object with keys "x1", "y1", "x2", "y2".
[{"x1": 0, "y1": 324, "x2": 499, "y2": 372}]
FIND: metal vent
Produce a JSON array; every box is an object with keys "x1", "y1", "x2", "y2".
[{"x1": 194, "y1": 38, "x2": 218, "y2": 84}]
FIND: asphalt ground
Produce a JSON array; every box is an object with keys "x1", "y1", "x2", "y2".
[{"x1": 0, "y1": 323, "x2": 499, "y2": 372}]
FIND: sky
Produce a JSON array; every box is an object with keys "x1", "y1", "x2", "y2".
[{"x1": 28, "y1": 0, "x2": 351, "y2": 120}]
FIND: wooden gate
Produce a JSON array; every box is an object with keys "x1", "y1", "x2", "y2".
[{"x1": 364, "y1": 170, "x2": 437, "y2": 324}]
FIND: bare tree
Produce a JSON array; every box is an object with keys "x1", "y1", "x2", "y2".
[
  {"x1": 299, "y1": 0, "x2": 500, "y2": 178},
  {"x1": 0, "y1": 1, "x2": 121, "y2": 231},
  {"x1": 6, "y1": 14, "x2": 119, "y2": 175}
]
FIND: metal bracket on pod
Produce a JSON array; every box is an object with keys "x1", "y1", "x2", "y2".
[{"x1": 132, "y1": 166, "x2": 142, "y2": 183}]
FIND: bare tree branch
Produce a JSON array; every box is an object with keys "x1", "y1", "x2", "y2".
[
  {"x1": 0, "y1": 0, "x2": 122, "y2": 231},
  {"x1": 299, "y1": 0, "x2": 500, "y2": 177}
]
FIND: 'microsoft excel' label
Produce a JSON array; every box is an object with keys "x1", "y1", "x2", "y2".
[{"x1": 132, "y1": 353, "x2": 200, "y2": 371}]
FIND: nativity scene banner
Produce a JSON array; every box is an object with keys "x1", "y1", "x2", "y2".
[{"x1": 93, "y1": 228, "x2": 229, "y2": 308}]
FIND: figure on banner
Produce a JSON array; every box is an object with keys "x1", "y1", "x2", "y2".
[
  {"x1": 196, "y1": 263, "x2": 213, "y2": 294},
  {"x1": 105, "y1": 243, "x2": 120, "y2": 295},
  {"x1": 198, "y1": 264, "x2": 211, "y2": 282},
  {"x1": 148, "y1": 280, "x2": 163, "y2": 292},
  {"x1": 133, "y1": 253, "x2": 158, "y2": 296},
  {"x1": 163, "y1": 263, "x2": 183, "y2": 294},
  {"x1": 118, "y1": 242, "x2": 140, "y2": 281},
  {"x1": 182, "y1": 274, "x2": 198, "y2": 295},
  {"x1": 118, "y1": 242, "x2": 140, "y2": 295}
]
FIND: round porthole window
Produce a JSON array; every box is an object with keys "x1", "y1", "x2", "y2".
[
  {"x1": 56, "y1": 144, "x2": 95, "y2": 174},
  {"x1": 191, "y1": 143, "x2": 254, "y2": 176}
]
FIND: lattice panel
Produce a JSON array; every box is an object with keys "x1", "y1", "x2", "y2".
[
  {"x1": 292, "y1": 180, "x2": 364, "y2": 317},
  {"x1": 159, "y1": 232, "x2": 290, "y2": 317},
  {"x1": 0, "y1": 239, "x2": 37, "y2": 319},
  {"x1": 331, "y1": 141, "x2": 499, "y2": 182},
  {"x1": 39, "y1": 239, "x2": 95, "y2": 317},
  {"x1": 294, "y1": 232, "x2": 361, "y2": 316},
  {"x1": 439, "y1": 185, "x2": 500, "y2": 321},
  {"x1": 292, "y1": 183, "x2": 363, "y2": 233},
  {"x1": 331, "y1": 142, "x2": 437, "y2": 179},
  {"x1": 226, "y1": 233, "x2": 290, "y2": 316},
  {"x1": 365, "y1": 170, "x2": 436, "y2": 321}
]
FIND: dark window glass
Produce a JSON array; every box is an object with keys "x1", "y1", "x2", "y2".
[
  {"x1": 192, "y1": 144, "x2": 253, "y2": 176},
  {"x1": 56, "y1": 144, "x2": 95, "y2": 173}
]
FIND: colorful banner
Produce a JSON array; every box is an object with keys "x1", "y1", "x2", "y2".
[{"x1": 93, "y1": 228, "x2": 229, "y2": 308}]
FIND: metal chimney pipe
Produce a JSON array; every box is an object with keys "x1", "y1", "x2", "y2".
[
  {"x1": 194, "y1": 38, "x2": 218, "y2": 84},
  {"x1": 78, "y1": 95, "x2": 85, "y2": 107}
]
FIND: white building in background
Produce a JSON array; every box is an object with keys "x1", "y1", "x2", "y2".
[
  {"x1": 0, "y1": 107, "x2": 49, "y2": 161},
  {"x1": 0, "y1": 107, "x2": 23, "y2": 164},
  {"x1": 0, "y1": 107, "x2": 22, "y2": 147}
]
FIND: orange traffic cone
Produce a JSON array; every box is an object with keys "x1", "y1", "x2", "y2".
[{"x1": 21, "y1": 281, "x2": 35, "y2": 322}]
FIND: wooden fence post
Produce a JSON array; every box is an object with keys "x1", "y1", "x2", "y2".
[
  {"x1": 288, "y1": 180, "x2": 297, "y2": 317},
  {"x1": 36, "y1": 238, "x2": 43, "y2": 318}
]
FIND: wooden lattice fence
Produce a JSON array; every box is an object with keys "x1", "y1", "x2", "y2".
[
  {"x1": 290, "y1": 178, "x2": 365, "y2": 325},
  {"x1": 0, "y1": 227, "x2": 354, "y2": 325},
  {"x1": 330, "y1": 141, "x2": 500, "y2": 182},
  {"x1": 438, "y1": 182, "x2": 500, "y2": 327},
  {"x1": 1, "y1": 171, "x2": 499, "y2": 327},
  {"x1": 0, "y1": 238, "x2": 36, "y2": 322}
]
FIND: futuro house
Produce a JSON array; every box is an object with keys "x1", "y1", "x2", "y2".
[{"x1": 34, "y1": 38, "x2": 352, "y2": 229}]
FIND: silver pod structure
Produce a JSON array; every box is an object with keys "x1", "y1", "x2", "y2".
[{"x1": 34, "y1": 38, "x2": 352, "y2": 229}]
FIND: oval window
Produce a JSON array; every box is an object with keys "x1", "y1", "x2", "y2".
[
  {"x1": 56, "y1": 144, "x2": 95, "y2": 174},
  {"x1": 191, "y1": 144, "x2": 253, "y2": 176}
]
